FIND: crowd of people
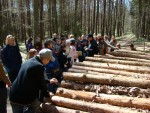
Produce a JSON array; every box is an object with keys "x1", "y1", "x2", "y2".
[{"x1": 0, "y1": 33, "x2": 137, "y2": 113}]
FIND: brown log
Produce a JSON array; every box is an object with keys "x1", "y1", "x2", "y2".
[
  {"x1": 71, "y1": 65, "x2": 150, "y2": 79},
  {"x1": 68, "y1": 68, "x2": 101, "y2": 75},
  {"x1": 94, "y1": 54, "x2": 150, "y2": 63},
  {"x1": 109, "y1": 51, "x2": 150, "y2": 60},
  {"x1": 74, "y1": 61, "x2": 150, "y2": 74},
  {"x1": 50, "y1": 96, "x2": 141, "y2": 113},
  {"x1": 85, "y1": 57, "x2": 150, "y2": 67},
  {"x1": 61, "y1": 81, "x2": 150, "y2": 98},
  {"x1": 56, "y1": 88, "x2": 150, "y2": 110},
  {"x1": 115, "y1": 49, "x2": 150, "y2": 55},
  {"x1": 40, "y1": 104, "x2": 88, "y2": 113},
  {"x1": 63, "y1": 72, "x2": 150, "y2": 88}
]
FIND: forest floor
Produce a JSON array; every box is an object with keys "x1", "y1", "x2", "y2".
[{"x1": 7, "y1": 33, "x2": 150, "y2": 113}]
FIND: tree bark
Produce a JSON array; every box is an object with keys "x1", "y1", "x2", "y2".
[
  {"x1": 50, "y1": 96, "x2": 140, "y2": 113},
  {"x1": 109, "y1": 51, "x2": 150, "y2": 60},
  {"x1": 61, "y1": 81, "x2": 150, "y2": 98},
  {"x1": 40, "y1": 103, "x2": 88, "y2": 113},
  {"x1": 74, "y1": 61, "x2": 150, "y2": 74},
  {"x1": 85, "y1": 57, "x2": 150, "y2": 67},
  {"x1": 63, "y1": 72, "x2": 150, "y2": 88},
  {"x1": 56, "y1": 88, "x2": 150, "y2": 110},
  {"x1": 94, "y1": 54, "x2": 150, "y2": 63},
  {"x1": 71, "y1": 65, "x2": 150, "y2": 79}
]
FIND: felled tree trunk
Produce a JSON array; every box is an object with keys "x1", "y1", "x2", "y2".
[
  {"x1": 109, "y1": 51, "x2": 150, "y2": 60},
  {"x1": 56, "y1": 88, "x2": 150, "y2": 110},
  {"x1": 85, "y1": 57, "x2": 150, "y2": 67},
  {"x1": 94, "y1": 54, "x2": 150, "y2": 63},
  {"x1": 71, "y1": 65, "x2": 150, "y2": 79},
  {"x1": 74, "y1": 61, "x2": 150, "y2": 74},
  {"x1": 115, "y1": 49, "x2": 150, "y2": 55},
  {"x1": 63, "y1": 72, "x2": 150, "y2": 88},
  {"x1": 50, "y1": 96, "x2": 141, "y2": 113},
  {"x1": 61, "y1": 81, "x2": 150, "y2": 98},
  {"x1": 39, "y1": 104, "x2": 88, "y2": 113}
]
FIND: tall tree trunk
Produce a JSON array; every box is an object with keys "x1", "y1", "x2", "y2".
[
  {"x1": 33, "y1": 0, "x2": 39, "y2": 42},
  {"x1": 87, "y1": 0, "x2": 90, "y2": 33},
  {"x1": 26, "y1": 0, "x2": 32, "y2": 38},
  {"x1": 92, "y1": 0, "x2": 96, "y2": 34},
  {"x1": 95, "y1": 0, "x2": 99, "y2": 34},
  {"x1": 74, "y1": 0, "x2": 78, "y2": 37},
  {"x1": 19, "y1": 0, "x2": 26, "y2": 42},
  {"x1": 39, "y1": 0, "x2": 44, "y2": 41},
  {"x1": 101, "y1": 0, "x2": 106, "y2": 36}
]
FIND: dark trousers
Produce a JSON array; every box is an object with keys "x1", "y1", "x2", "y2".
[
  {"x1": 8, "y1": 70, "x2": 19, "y2": 83},
  {"x1": 0, "y1": 87, "x2": 7, "y2": 113}
]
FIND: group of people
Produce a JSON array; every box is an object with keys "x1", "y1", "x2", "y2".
[{"x1": 0, "y1": 33, "x2": 137, "y2": 113}]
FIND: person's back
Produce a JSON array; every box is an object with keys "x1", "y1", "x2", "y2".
[{"x1": 10, "y1": 57, "x2": 47, "y2": 104}]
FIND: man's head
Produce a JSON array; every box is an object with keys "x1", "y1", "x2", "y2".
[
  {"x1": 44, "y1": 39, "x2": 53, "y2": 49},
  {"x1": 39, "y1": 48, "x2": 55, "y2": 65},
  {"x1": 87, "y1": 34, "x2": 93, "y2": 41}
]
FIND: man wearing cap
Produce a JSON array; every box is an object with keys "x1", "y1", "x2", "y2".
[
  {"x1": 86, "y1": 34, "x2": 98, "y2": 57},
  {"x1": 9, "y1": 48, "x2": 57, "y2": 113}
]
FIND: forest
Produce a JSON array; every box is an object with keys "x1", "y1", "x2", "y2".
[{"x1": 0, "y1": 0, "x2": 150, "y2": 45}]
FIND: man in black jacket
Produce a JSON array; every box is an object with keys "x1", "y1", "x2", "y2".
[
  {"x1": 86, "y1": 34, "x2": 98, "y2": 57},
  {"x1": 9, "y1": 48, "x2": 57, "y2": 113}
]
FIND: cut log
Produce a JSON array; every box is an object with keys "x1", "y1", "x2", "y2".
[
  {"x1": 94, "y1": 54, "x2": 150, "y2": 63},
  {"x1": 56, "y1": 88, "x2": 150, "y2": 110},
  {"x1": 85, "y1": 57, "x2": 150, "y2": 67},
  {"x1": 63, "y1": 72, "x2": 150, "y2": 88},
  {"x1": 40, "y1": 104, "x2": 88, "y2": 113},
  {"x1": 109, "y1": 51, "x2": 150, "y2": 60},
  {"x1": 50, "y1": 96, "x2": 142, "y2": 113},
  {"x1": 68, "y1": 68, "x2": 101, "y2": 75},
  {"x1": 71, "y1": 65, "x2": 150, "y2": 79},
  {"x1": 115, "y1": 49, "x2": 150, "y2": 55},
  {"x1": 61, "y1": 81, "x2": 150, "y2": 98},
  {"x1": 74, "y1": 61, "x2": 150, "y2": 74}
]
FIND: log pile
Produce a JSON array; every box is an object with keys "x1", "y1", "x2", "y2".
[{"x1": 46, "y1": 50, "x2": 150, "y2": 113}]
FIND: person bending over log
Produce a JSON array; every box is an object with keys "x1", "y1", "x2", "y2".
[{"x1": 9, "y1": 49, "x2": 58, "y2": 113}]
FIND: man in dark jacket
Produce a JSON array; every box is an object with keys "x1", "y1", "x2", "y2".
[
  {"x1": 9, "y1": 48, "x2": 58, "y2": 113},
  {"x1": 86, "y1": 34, "x2": 98, "y2": 57}
]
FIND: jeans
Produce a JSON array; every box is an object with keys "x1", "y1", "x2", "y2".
[
  {"x1": 0, "y1": 87, "x2": 7, "y2": 113},
  {"x1": 11, "y1": 99, "x2": 41, "y2": 113}
]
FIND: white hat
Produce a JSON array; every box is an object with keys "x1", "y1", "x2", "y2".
[{"x1": 39, "y1": 49, "x2": 55, "y2": 62}]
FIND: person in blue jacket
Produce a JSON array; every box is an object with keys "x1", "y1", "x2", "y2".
[
  {"x1": 1, "y1": 35, "x2": 22, "y2": 83},
  {"x1": 44, "y1": 39, "x2": 62, "y2": 94}
]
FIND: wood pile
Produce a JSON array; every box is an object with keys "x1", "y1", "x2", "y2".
[{"x1": 46, "y1": 50, "x2": 150, "y2": 113}]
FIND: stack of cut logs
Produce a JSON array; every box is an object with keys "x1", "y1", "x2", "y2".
[{"x1": 46, "y1": 50, "x2": 150, "y2": 113}]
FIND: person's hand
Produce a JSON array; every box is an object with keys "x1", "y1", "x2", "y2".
[{"x1": 50, "y1": 78, "x2": 58, "y2": 84}]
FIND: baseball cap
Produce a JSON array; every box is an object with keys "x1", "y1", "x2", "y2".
[
  {"x1": 87, "y1": 34, "x2": 93, "y2": 38},
  {"x1": 39, "y1": 49, "x2": 55, "y2": 62}
]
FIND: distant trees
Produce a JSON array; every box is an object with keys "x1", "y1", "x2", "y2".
[
  {"x1": 0, "y1": 0, "x2": 149, "y2": 43},
  {"x1": 130, "y1": 0, "x2": 150, "y2": 39}
]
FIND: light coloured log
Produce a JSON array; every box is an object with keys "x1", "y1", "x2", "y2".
[
  {"x1": 115, "y1": 49, "x2": 150, "y2": 55},
  {"x1": 40, "y1": 104, "x2": 88, "y2": 113},
  {"x1": 56, "y1": 88, "x2": 150, "y2": 110},
  {"x1": 71, "y1": 65, "x2": 150, "y2": 79},
  {"x1": 85, "y1": 57, "x2": 150, "y2": 67},
  {"x1": 109, "y1": 51, "x2": 150, "y2": 60},
  {"x1": 61, "y1": 81, "x2": 150, "y2": 98},
  {"x1": 94, "y1": 54, "x2": 150, "y2": 63},
  {"x1": 63, "y1": 72, "x2": 150, "y2": 88},
  {"x1": 74, "y1": 61, "x2": 150, "y2": 74},
  {"x1": 51, "y1": 96, "x2": 142, "y2": 113}
]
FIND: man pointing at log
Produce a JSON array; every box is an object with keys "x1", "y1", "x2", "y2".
[{"x1": 9, "y1": 48, "x2": 58, "y2": 113}]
